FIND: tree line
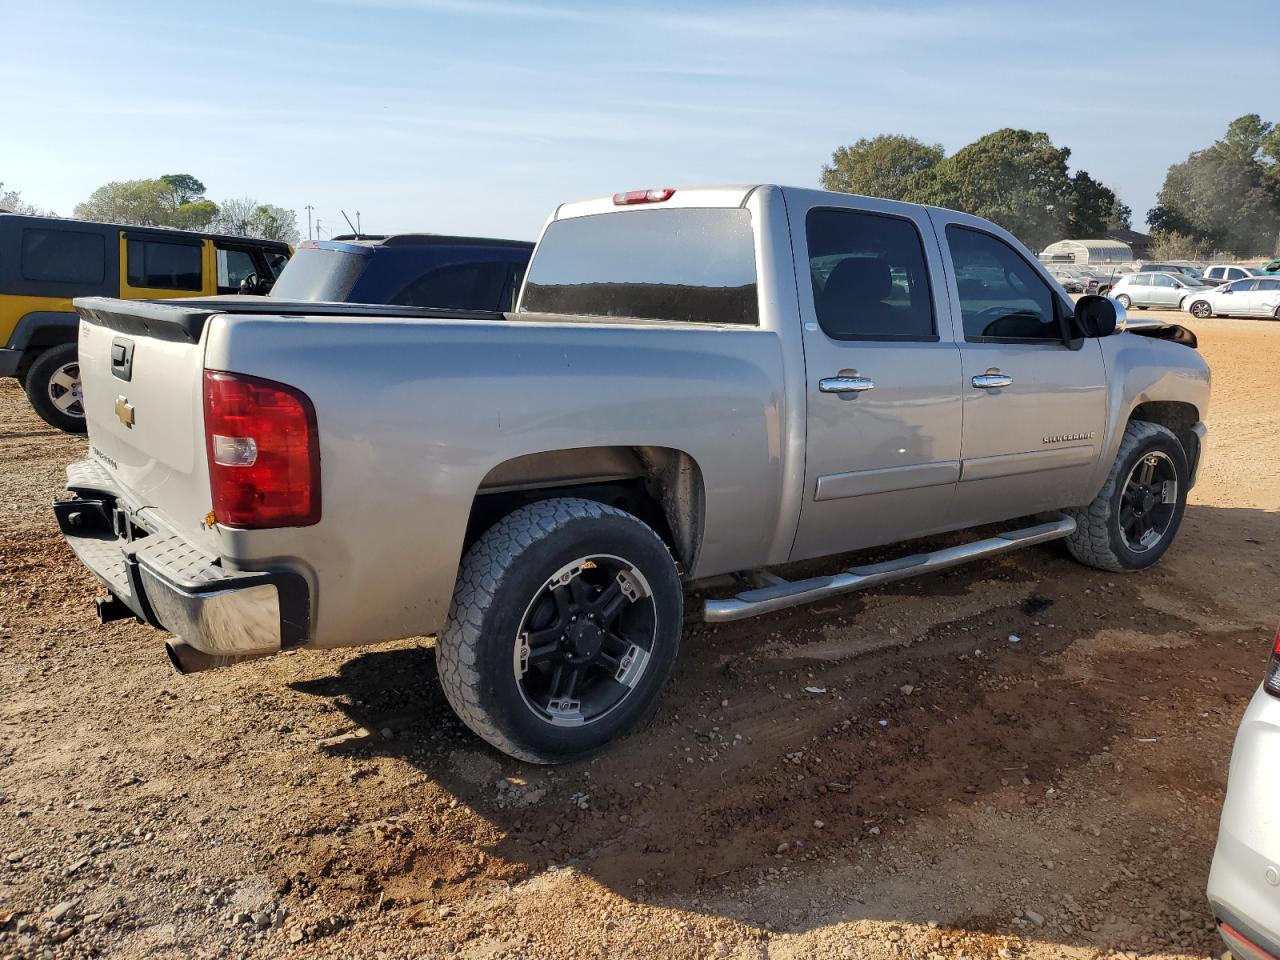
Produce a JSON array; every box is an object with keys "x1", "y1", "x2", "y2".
[
  {"x1": 821, "y1": 116, "x2": 1280, "y2": 259},
  {"x1": 0, "y1": 175, "x2": 299, "y2": 244}
]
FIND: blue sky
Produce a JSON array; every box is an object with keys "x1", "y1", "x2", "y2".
[{"x1": 3, "y1": 1, "x2": 1277, "y2": 240}]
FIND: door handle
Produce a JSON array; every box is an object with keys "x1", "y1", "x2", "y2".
[
  {"x1": 819, "y1": 376, "x2": 875, "y2": 394},
  {"x1": 972, "y1": 373, "x2": 1013, "y2": 389}
]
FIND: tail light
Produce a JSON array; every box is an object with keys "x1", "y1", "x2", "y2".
[
  {"x1": 1265, "y1": 627, "x2": 1280, "y2": 698},
  {"x1": 203, "y1": 370, "x2": 320, "y2": 528},
  {"x1": 613, "y1": 188, "x2": 676, "y2": 205}
]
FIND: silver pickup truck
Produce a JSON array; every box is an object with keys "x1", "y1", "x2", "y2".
[{"x1": 56, "y1": 185, "x2": 1210, "y2": 763}]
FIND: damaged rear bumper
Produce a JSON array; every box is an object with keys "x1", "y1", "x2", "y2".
[{"x1": 53, "y1": 459, "x2": 309, "y2": 671}]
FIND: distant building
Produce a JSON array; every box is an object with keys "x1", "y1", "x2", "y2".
[
  {"x1": 1040, "y1": 238, "x2": 1134, "y2": 265},
  {"x1": 1101, "y1": 229, "x2": 1154, "y2": 260}
]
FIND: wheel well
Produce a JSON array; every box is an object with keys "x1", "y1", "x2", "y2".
[
  {"x1": 463, "y1": 446, "x2": 705, "y2": 573},
  {"x1": 1129, "y1": 401, "x2": 1200, "y2": 472},
  {"x1": 12, "y1": 329, "x2": 76, "y2": 380}
]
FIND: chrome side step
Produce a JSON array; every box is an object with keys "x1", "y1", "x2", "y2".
[{"x1": 703, "y1": 516, "x2": 1076, "y2": 624}]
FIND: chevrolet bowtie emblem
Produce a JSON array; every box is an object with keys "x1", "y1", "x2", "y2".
[{"x1": 115, "y1": 396, "x2": 135, "y2": 428}]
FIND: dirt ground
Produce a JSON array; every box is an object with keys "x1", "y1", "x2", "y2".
[{"x1": 2, "y1": 311, "x2": 1277, "y2": 960}]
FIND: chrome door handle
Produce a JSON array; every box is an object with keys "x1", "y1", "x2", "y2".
[
  {"x1": 819, "y1": 376, "x2": 875, "y2": 394},
  {"x1": 972, "y1": 373, "x2": 1013, "y2": 389}
]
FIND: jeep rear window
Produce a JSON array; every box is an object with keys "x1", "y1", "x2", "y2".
[
  {"x1": 269, "y1": 246, "x2": 368, "y2": 301},
  {"x1": 519, "y1": 208, "x2": 758, "y2": 325},
  {"x1": 20, "y1": 228, "x2": 106, "y2": 284}
]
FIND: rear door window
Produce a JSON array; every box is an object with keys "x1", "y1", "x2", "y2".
[
  {"x1": 520, "y1": 207, "x2": 758, "y2": 324},
  {"x1": 20, "y1": 228, "x2": 106, "y2": 284},
  {"x1": 126, "y1": 238, "x2": 202, "y2": 291},
  {"x1": 805, "y1": 208, "x2": 935, "y2": 340}
]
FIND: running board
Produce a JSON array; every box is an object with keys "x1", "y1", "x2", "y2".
[{"x1": 703, "y1": 516, "x2": 1076, "y2": 624}]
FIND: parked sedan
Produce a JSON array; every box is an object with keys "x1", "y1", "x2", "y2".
[
  {"x1": 1111, "y1": 272, "x2": 1206, "y2": 311},
  {"x1": 1203, "y1": 264, "x2": 1266, "y2": 284},
  {"x1": 1184, "y1": 277, "x2": 1280, "y2": 320},
  {"x1": 1208, "y1": 629, "x2": 1280, "y2": 960}
]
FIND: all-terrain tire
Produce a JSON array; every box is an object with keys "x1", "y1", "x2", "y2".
[
  {"x1": 435, "y1": 497, "x2": 682, "y2": 763},
  {"x1": 1063, "y1": 420, "x2": 1189, "y2": 573},
  {"x1": 24, "y1": 343, "x2": 86, "y2": 434}
]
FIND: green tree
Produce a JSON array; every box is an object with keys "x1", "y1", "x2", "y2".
[
  {"x1": 1147, "y1": 114, "x2": 1280, "y2": 256},
  {"x1": 821, "y1": 129, "x2": 1129, "y2": 251},
  {"x1": 160, "y1": 173, "x2": 207, "y2": 205},
  {"x1": 1063, "y1": 171, "x2": 1131, "y2": 235},
  {"x1": 917, "y1": 129, "x2": 1073, "y2": 252},
  {"x1": 820, "y1": 135, "x2": 943, "y2": 201},
  {"x1": 74, "y1": 178, "x2": 181, "y2": 226}
]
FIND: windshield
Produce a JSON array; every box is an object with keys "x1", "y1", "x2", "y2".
[{"x1": 269, "y1": 246, "x2": 368, "y2": 301}]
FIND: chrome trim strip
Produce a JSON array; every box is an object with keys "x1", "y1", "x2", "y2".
[
  {"x1": 703, "y1": 516, "x2": 1076, "y2": 623},
  {"x1": 959, "y1": 444, "x2": 1095, "y2": 483},
  {"x1": 814, "y1": 460, "x2": 960, "y2": 502}
]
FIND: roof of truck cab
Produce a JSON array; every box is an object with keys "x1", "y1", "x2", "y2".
[
  {"x1": 324, "y1": 233, "x2": 533, "y2": 248},
  {"x1": 554, "y1": 185, "x2": 764, "y2": 220}
]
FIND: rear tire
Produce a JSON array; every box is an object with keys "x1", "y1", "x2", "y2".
[
  {"x1": 1064, "y1": 420, "x2": 1188, "y2": 573},
  {"x1": 436, "y1": 497, "x2": 682, "y2": 763},
  {"x1": 24, "y1": 344, "x2": 86, "y2": 434}
]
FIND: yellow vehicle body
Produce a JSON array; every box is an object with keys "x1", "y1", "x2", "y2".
[{"x1": 0, "y1": 214, "x2": 290, "y2": 431}]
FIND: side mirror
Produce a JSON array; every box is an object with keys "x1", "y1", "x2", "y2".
[{"x1": 1074, "y1": 294, "x2": 1119, "y2": 338}]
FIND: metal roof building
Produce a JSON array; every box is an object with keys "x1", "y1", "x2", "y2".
[{"x1": 1040, "y1": 238, "x2": 1134, "y2": 265}]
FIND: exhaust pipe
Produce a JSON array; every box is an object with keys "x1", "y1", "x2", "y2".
[
  {"x1": 96, "y1": 594, "x2": 137, "y2": 624},
  {"x1": 164, "y1": 641, "x2": 271, "y2": 674}
]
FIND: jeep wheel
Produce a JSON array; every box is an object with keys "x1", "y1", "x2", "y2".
[
  {"x1": 24, "y1": 343, "x2": 87, "y2": 434},
  {"x1": 1190, "y1": 300, "x2": 1213, "y2": 319},
  {"x1": 436, "y1": 497, "x2": 682, "y2": 763},
  {"x1": 1115, "y1": 294, "x2": 1131, "y2": 309},
  {"x1": 1064, "y1": 420, "x2": 1188, "y2": 573}
]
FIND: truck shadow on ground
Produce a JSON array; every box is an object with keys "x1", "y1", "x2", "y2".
[{"x1": 284, "y1": 503, "x2": 1273, "y2": 951}]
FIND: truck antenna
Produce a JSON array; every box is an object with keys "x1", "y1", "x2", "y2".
[{"x1": 341, "y1": 209, "x2": 359, "y2": 238}]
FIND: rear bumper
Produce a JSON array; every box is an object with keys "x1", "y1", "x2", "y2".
[{"x1": 54, "y1": 459, "x2": 309, "y2": 668}]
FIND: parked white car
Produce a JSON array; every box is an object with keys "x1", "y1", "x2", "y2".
[
  {"x1": 1208, "y1": 629, "x2": 1280, "y2": 960},
  {"x1": 1184, "y1": 277, "x2": 1280, "y2": 320},
  {"x1": 1111, "y1": 272, "x2": 1206, "y2": 311},
  {"x1": 1203, "y1": 265, "x2": 1266, "y2": 285}
]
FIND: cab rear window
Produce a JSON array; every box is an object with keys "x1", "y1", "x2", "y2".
[
  {"x1": 520, "y1": 208, "x2": 758, "y2": 325},
  {"x1": 20, "y1": 228, "x2": 106, "y2": 284}
]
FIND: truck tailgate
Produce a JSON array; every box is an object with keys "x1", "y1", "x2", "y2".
[{"x1": 74, "y1": 298, "x2": 214, "y2": 548}]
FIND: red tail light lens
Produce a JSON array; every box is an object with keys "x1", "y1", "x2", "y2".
[
  {"x1": 203, "y1": 370, "x2": 320, "y2": 528},
  {"x1": 612, "y1": 188, "x2": 676, "y2": 205},
  {"x1": 1265, "y1": 627, "x2": 1280, "y2": 698}
]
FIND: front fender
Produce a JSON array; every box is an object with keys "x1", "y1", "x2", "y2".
[{"x1": 1088, "y1": 332, "x2": 1211, "y2": 498}]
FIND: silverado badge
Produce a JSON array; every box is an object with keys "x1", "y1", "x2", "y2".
[
  {"x1": 115, "y1": 396, "x2": 135, "y2": 429},
  {"x1": 1043, "y1": 431, "x2": 1095, "y2": 444}
]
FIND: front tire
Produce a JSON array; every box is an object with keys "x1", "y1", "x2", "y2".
[
  {"x1": 1190, "y1": 300, "x2": 1213, "y2": 319},
  {"x1": 24, "y1": 343, "x2": 86, "y2": 434},
  {"x1": 436, "y1": 498, "x2": 682, "y2": 763},
  {"x1": 1115, "y1": 294, "x2": 1131, "y2": 309},
  {"x1": 1064, "y1": 421, "x2": 1188, "y2": 573}
]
